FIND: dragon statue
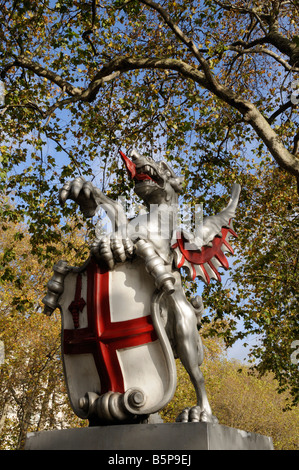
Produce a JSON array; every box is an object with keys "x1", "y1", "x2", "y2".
[{"x1": 43, "y1": 149, "x2": 240, "y2": 426}]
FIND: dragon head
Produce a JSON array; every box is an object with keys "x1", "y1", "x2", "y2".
[{"x1": 120, "y1": 150, "x2": 184, "y2": 207}]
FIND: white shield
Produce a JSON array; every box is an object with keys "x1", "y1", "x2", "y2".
[{"x1": 58, "y1": 256, "x2": 176, "y2": 422}]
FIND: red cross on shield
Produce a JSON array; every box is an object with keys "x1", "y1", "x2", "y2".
[{"x1": 58, "y1": 256, "x2": 176, "y2": 421}]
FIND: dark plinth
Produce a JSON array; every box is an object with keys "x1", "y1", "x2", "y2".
[{"x1": 25, "y1": 422, "x2": 273, "y2": 450}]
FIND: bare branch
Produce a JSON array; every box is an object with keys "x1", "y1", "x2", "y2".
[
  {"x1": 258, "y1": 48, "x2": 299, "y2": 71},
  {"x1": 250, "y1": 10, "x2": 269, "y2": 36},
  {"x1": 216, "y1": 121, "x2": 235, "y2": 160},
  {"x1": 231, "y1": 37, "x2": 270, "y2": 49}
]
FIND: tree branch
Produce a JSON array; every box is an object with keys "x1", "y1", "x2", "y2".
[
  {"x1": 212, "y1": 0, "x2": 250, "y2": 15},
  {"x1": 268, "y1": 100, "x2": 294, "y2": 124},
  {"x1": 138, "y1": 0, "x2": 219, "y2": 91},
  {"x1": 0, "y1": 61, "x2": 16, "y2": 79},
  {"x1": 90, "y1": 55, "x2": 299, "y2": 181},
  {"x1": 9, "y1": 50, "x2": 299, "y2": 188},
  {"x1": 88, "y1": 56, "x2": 210, "y2": 101},
  {"x1": 13, "y1": 55, "x2": 82, "y2": 97},
  {"x1": 293, "y1": 129, "x2": 299, "y2": 155},
  {"x1": 227, "y1": 45, "x2": 299, "y2": 72},
  {"x1": 82, "y1": 0, "x2": 98, "y2": 56},
  {"x1": 213, "y1": 0, "x2": 299, "y2": 67}
]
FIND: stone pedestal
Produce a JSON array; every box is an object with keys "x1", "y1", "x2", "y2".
[{"x1": 25, "y1": 422, "x2": 273, "y2": 450}]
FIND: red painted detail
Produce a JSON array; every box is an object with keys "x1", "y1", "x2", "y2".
[
  {"x1": 223, "y1": 238, "x2": 234, "y2": 254},
  {"x1": 207, "y1": 260, "x2": 221, "y2": 282},
  {"x1": 172, "y1": 226, "x2": 237, "y2": 284},
  {"x1": 200, "y1": 263, "x2": 210, "y2": 284},
  {"x1": 178, "y1": 254, "x2": 185, "y2": 269},
  {"x1": 119, "y1": 150, "x2": 152, "y2": 182},
  {"x1": 191, "y1": 263, "x2": 197, "y2": 281},
  {"x1": 63, "y1": 260, "x2": 157, "y2": 394},
  {"x1": 68, "y1": 274, "x2": 86, "y2": 329}
]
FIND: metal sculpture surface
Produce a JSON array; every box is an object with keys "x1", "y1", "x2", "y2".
[{"x1": 43, "y1": 149, "x2": 240, "y2": 426}]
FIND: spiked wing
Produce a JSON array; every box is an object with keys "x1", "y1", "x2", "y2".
[{"x1": 171, "y1": 184, "x2": 241, "y2": 284}]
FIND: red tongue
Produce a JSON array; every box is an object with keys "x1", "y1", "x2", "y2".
[
  {"x1": 119, "y1": 150, "x2": 152, "y2": 181},
  {"x1": 119, "y1": 150, "x2": 136, "y2": 178}
]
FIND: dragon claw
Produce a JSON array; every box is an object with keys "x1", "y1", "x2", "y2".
[
  {"x1": 176, "y1": 406, "x2": 218, "y2": 424},
  {"x1": 90, "y1": 234, "x2": 135, "y2": 270},
  {"x1": 59, "y1": 177, "x2": 97, "y2": 217}
]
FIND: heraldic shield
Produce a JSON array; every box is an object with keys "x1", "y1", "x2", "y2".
[{"x1": 47, "y1": 255, "x2": 177, "y2": 425}]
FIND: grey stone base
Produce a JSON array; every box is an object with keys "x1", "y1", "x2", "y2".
[{"x1": 25, "y1": 422, "x2": 273, "y2": 450}]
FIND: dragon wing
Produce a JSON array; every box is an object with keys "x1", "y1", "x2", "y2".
[{"x1": 171, "y1": 184, "x2": 241, "y2": 284}]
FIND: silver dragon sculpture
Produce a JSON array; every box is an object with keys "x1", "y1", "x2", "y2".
[{"x1": 55, "y1": 149, "x2": 240, "y2": 424}]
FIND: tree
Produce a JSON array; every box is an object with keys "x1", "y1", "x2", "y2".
[
  {"x1": 1, "y1": 0, "x2": 298, "y2": 184},
  {"x1": 0, "y1": 206, "x2": 87, "y2": 450},
  {"x1": 0, "y1": 1, "x2": 298, "y2": 402},
  {"x1": 202, "y1": 166, "x2": 299, "y2": 404}
]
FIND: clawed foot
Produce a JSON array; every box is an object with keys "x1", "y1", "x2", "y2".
[
  {"x1": 59, "y1": 176, "x2": 98, "y2": 218},
  {"x1": 59, "y1": 177, "x2": 135, "y2": 270},
  {"x1": 90, "y1": 234, "x2": 134, "y2": 270},
  {"x1": 176, "y1": 406, "x2": 218, "y2": 424}
]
